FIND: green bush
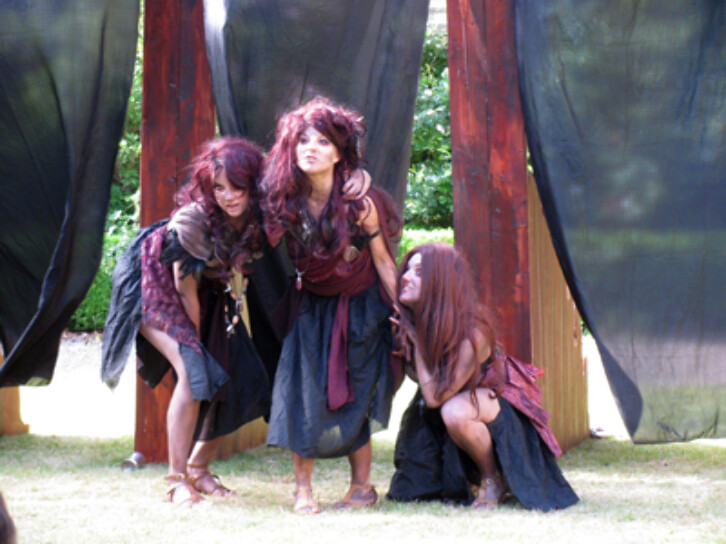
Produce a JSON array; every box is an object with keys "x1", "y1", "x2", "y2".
[
  {"x1": 67, "y1": 222, "x2": 136, "y2": 331},
  {"x1": 405, "y1": 30, "x2": 452, "y2": 229},
  {"x1": 397, "y1": 228, "x2": 454, "y2": 264}
]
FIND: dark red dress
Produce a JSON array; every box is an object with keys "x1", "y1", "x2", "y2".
[{"x1": 102, "y1": 203, "x2": 276, "y2": 440}]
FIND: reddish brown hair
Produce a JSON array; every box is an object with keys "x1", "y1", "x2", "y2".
[
  {"x1": 262, "y1": 96, "x2": 368, "y2": 259},
  {"x1": 175, "y1": 136, "x2": 265, "y2": 277},
  {"x1": 396, "y1": 243, "x2": 494, "y2": 402}
]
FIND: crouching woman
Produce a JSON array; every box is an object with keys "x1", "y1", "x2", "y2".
[{"x1": 387, "y1": 243, "x2": 578, "y2": 511}]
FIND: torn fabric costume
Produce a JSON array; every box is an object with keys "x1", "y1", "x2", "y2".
[
  {"x1": 101, "y1": 203, "x2": 273, "y2": 440},
  {"x1": 266, "y1": 188, "x2": 398, "y2": 458},
  {"x1": 388, "y1": 347, "x2": 579, "y2": 511}
]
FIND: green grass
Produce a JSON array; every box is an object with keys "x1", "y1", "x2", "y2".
[
  {"x1": 397, "y1": 228, "x2": 453, "y2": 263},
  {"x1": 1, "y1": 433, "x2": 724, "y2": 544}
]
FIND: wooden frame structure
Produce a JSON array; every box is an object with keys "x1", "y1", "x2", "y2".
[
  {"x1": 2, "y1": 0, "x2": 588, "y2": 455},
  {"x1": 447, "y1": 0, "x2": 587, "y2": 450}
]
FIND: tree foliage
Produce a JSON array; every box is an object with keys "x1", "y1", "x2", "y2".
[{"x1": 405, "y1": 30, "x2": 452, "y2": 229}]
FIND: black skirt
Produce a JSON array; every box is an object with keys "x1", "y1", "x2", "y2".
[
  {"x1": 387, "y1": 390, "x2": 579, "y2": 511},
  {"x1": 266, "y1": 283, "x2": 395, "y2": 458}
]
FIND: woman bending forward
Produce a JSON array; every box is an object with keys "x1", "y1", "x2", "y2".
[{"x1": 102, "y1": 138, "x2": 273, "y2": 506}]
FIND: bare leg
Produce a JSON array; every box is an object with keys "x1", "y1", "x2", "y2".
[
  {"x1": 187, "y1": 438, "x2": 235, "y2": 497},
  {"x1": 332, "y1": 440, "x2": 378, "y2": 509},
  {"x1": 348, "y1": 440, "x2": 372, "y2": 487},
  {"x1": 139, "y1": 323, "x2": 205, "y2": 505},
  {"x1": 440, "y1": 389, "x2": 504, "y2": 508},
  {"x1": 292, "y1": 453, "x2": 319, "y2": 514}
]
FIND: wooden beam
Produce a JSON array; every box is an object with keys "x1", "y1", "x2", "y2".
[
  {"x1": 137, "y1": 0, "x2": 215, "y2": 463},
  {"x1": 0, "y1": 353, "x2": 29, "y2": 436},
  {"x1": 447, "y1": 0, "x2": 530, "y2": 360}
]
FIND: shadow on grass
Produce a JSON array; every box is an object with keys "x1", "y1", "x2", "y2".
[{"x1": 2, "y1": 432, "x2": 723, "y2": 484}]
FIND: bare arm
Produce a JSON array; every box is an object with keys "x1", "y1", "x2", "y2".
[
  {"x1": 415, "y1": 336, "x2": 489, "y2": 409},
  {"x1": 342, "y1": 169, "x2": 371, "y2": 200},
  {"x1": 173, "y1": 261, "x2": 201, "y2": 337},
  {"x1": 359, "y1": 196, "x2": 397, "y2": 301}
]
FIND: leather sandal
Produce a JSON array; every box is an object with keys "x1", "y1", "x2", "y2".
[
  {"x1": 165, "y1": 473, "x2": 210, "y2": 507},
  {"x1": 331, "y1": 484, "x2": 378, "y2": 510},
  {"x1": 187, "y1": 463, "x2": 235, "y2": 498},
  {"x1": 293, "y1": 487, "x2": 321, "y2": 515},
  {"x1": 471, "y1": 476, "x2": 505, "y2": 510}
]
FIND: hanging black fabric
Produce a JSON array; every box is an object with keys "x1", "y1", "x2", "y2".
[
  {"x1": 0, "y1": 0, "x2": 139, "y2": 386},
  {"x1": 515, "y1": 0, "x2": 726, "y2": 442},
  {"x1": 203, "y1": 0, "x2": 429, "y2": 207}
]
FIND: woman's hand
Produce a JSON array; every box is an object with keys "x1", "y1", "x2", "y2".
[
  {"x1": 342, "y1": 169, "x2": 371, "y2": 200},
  {"x1": 390, "y1": 314, "x2": 418, "y2": 382},
  {"x1": 390, "y1": 313, "x2": 415, "y2": 361}
]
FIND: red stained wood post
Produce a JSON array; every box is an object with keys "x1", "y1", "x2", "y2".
[
  {"x1": 447, "y1": 1, "x2": 588, "y2": 450},
  {"x1": 137, "y1": 0, "x2": 215, "y2": 463},
  {"x1": 447, "y1": 0, "x2": 530, "y2": 361}
]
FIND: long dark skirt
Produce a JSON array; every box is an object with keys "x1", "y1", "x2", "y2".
[
  {"x1": 387, "y1": 390, "x2": 579, "y2": 511},
  {"x1": 266, "y1": 283, "x2": 395, "y2": 458}
]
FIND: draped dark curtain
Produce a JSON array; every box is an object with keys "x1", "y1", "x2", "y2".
[
  {"x1": 203, "y1": 0, "x2": 429, "y2": 207},
  {"x1": 515, "y1": 0, "x2": 726, "y2": 442},
  {"x1": 0, "y1": 0, "x2": 139, "y2": 386}
]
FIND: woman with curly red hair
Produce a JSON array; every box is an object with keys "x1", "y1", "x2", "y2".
[
  {"x1": 387, "y1": 243, "x2": 578, "y2": 511},
  {"x1": 263, "y1": 96, "x2": 401, "y2": 513},
  {"x1": 103, "y1": 137, "x2": 276, "y2": 506}
]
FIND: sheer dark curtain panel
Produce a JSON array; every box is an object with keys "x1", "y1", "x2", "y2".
[
  {"x1": 515, "y1": 0, "x2": 726, "y2": 442},
  {"x1": 0, "y1": 0, "x2": 139, "y2": 386},
  {"x1": 203, "y1": 0, "x2": 429, "y2": 208}
]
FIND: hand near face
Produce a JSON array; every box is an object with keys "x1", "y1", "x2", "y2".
[
  {"x1": 342, "y1": 169, "x2": 371, "y2": 200},
  {"x1": 390, "y1": 313, "x2": 415, "y2": 362}
]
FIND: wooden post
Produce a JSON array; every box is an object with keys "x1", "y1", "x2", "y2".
[
  {"x1": 447, "y1": 0, "x2": 589, "y2": 450},
  {"x1": 447, "y1": 0, "x2": 530, "y2": 360},
  {"x1": 136, "y1": 0, "x2": 215, "y2": 463},
  {"x1": 0, "y1": 353, "x2": 29, "y2": 436}
]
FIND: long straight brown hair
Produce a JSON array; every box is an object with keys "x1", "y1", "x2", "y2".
[{"x1": 396, "y1": 243, "x2": 493, "y2": 402}]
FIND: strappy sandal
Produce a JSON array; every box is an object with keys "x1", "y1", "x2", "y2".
[
  {"x1": 187, "y1": 463, "x2": 235, "y2": 498},
  {"x1": 165, "y1": 473, "x2": 210, "y2": 507},
  {"x1": 471, "y1": 476, "x2": 505, "y2": 510},
  {"x1": 293, "y1": 487, "x2": 321, "y2": 515},
  {"x1": 331, "y1": 484, "x2": 378, "y2": 510}
]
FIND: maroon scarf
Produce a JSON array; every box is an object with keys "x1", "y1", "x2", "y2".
[
  {"x1": 479, "y1": 345, "x2": 564, "y2": 457},
  {"x1": 272, "y1": 188, "x2": 398, "y2": 410}
]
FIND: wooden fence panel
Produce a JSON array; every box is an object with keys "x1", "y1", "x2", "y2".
[{"x1": 528, "y1": 174, "x2": 589, "y2": 451}]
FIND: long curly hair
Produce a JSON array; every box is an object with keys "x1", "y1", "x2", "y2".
[
  {"x1": 262, "y1": 96, "x2": 369, "y2": 261},
  {"x1": 396, "y1": 243, "x2": 494, "y2": 403},
  {"x1": 175, "y1": 137, "x2": 265, "y2": 278}
]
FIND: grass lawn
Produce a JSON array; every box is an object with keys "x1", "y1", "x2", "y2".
[
  {"x1": 1, "y1": 433, "x2": 724, "y2": 544},
  {"x1": 2, "y1": 335, "x2": 724, "y2": 543}
]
